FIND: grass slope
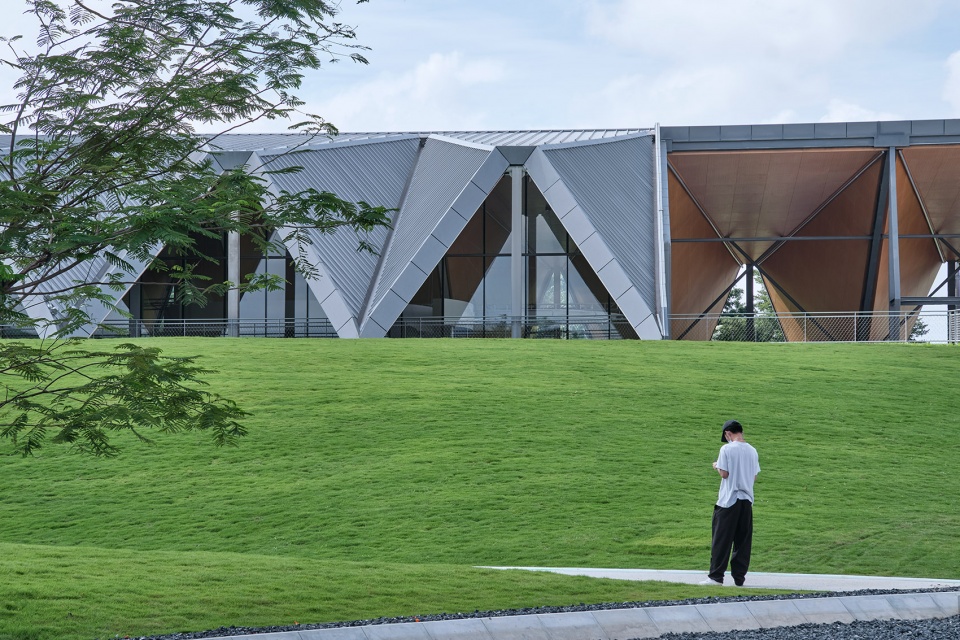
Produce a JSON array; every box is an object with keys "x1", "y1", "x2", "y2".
[{"x1": 0, "y1": 339, "x2": 957, "y2": 639}]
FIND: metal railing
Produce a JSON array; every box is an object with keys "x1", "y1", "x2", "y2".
[
  {"x1": 387, "y1": 315, "x2": 636, "y2": 339},
  {"x1": 674, "y1": 311, "x2": 960, "y2": 344},
  {"x1": 94, "y1": 318, "x2": 339, "y2": 338},
  {"x1": 3, "y1": 311, "x2": 958, "y2": 342}
]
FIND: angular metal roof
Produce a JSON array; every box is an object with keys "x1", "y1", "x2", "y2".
[
  {"x1": 257, "y1": 137, "x2": 422, "y2": 320},
  {"x1": 206, "y1": 129, "x2": 651, "y2": 153}
]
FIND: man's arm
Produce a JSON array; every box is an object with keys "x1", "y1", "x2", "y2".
[{"x1": 712, "y1": 461, "x2": 729, "y2": 479}]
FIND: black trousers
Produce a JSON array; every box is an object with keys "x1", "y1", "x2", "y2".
[{"x1": 709, "y1": 499, "x2": 753, "y2": 585}]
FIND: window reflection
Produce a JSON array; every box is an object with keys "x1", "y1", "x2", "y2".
[
  {"x1": 484, "y1": 256, "x2": 511, "y2": 316},
  {"x1": 526, "y1": 184, "x2": 566, "y2": 254},
  {"x1": 397, "y1": 172, "x2": 635, "y2": 338},
  {"x1": 485, "y1": 177, "x2": 513, "y2": 254}
]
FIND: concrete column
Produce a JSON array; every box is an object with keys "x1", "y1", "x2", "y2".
[
  {"x1": 227, "y1": 229, "x2": 240, "y2": 337},
  {"x1": 510, "y1": 166, "x2": 524, "y2": 338}
]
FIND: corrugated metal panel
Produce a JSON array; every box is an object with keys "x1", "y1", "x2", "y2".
[
  {"x1": 367, "y1": 138, "x2": 491, "y2": 316},
  {"x1": 207, "y1": 132, "x2": 414, "y2": 153},
  {"x1": 542, "y1": 136, "x2": 658, "y2": 312},
  {"x1": 469, "y1": 130, "x2": 652, "y2": 146},
  {"x1": 37, "y1": 258, "x2": 110, "y2": 308},
  {"x1": 258, "y1": 137, "x2": 422, "y2": 316},
  {"x1": 203, "y1": 134, "x2": 307, "y2": 151},
  {"x1": 32, "y1": 245, "x2": 156, "y2": 336},
  {"x1": 208, "y1": 129, "x2": 653, "y2": 152}
]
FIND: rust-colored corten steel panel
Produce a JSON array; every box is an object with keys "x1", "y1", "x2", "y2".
[
  {"x1": 900, "y1": 145, "x2": 960, "y2": 238},
  {"x1": 896, "y1": 154, "x2": 944, "y2": 300},
  {"x1": 853, "y1": 156, "x2": 941, "y2": 340},
  {"x1": 891, "y1": 155, "x2": 945, "y2": 342},
  {"x1": 669, "y1": 148, "x2": 881, "y2": 262},
  {"x1": 759, "y1": 159, "x2": 882, "y2": 340},
  {"x1": 668, "y1": 171, "x2": 740, "y2": 339}
]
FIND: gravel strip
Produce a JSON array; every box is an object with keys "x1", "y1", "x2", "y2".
[
  {"x1": 127, "y1": 588, "x2": 960, "y2": 640},
  {"x1": 656, "y1": 615, "x2": 960, "y2": 639}
]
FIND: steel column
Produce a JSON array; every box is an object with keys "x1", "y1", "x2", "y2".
[
  {"x1": 746, "y1": 264, "x2": 755, "y2": 342},
  {"x1": 949, "y1": 261, "x2": 958, "y2": 311},
  {"x1": 227, "y1": 229, "x2": 240, "y2": 337},
  {"x1": 655, "y1": 123, "x2": 672, "y2": 337},
  {"x1": 950, "y1": 261, "x2": 959, "y2": 343},
  {"x1": 886, "y1": 148, "x2": 902, "y2": 339},
  {"x1": 510, "y1": 166, "x2": 524, "y2": 338}
]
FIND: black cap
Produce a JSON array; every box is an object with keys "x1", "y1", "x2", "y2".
[{"x1": 721, "y1": 419, "x2": 743, "y2": 443}]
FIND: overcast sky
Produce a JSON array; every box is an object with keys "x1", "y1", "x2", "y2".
[{"x1": 4, "y1": 0, "x2": 960, "y2": 132}]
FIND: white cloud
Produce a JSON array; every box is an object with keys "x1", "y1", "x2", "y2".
[
  {"x1": 943, "y1": 50, "x2": 960, "y2": 114},
  {"x1": 586, "y1": 0, "x2": 941, "y2": 65},
  {"x1": 819, "y1": 99, "x2": 902, "y2": 123},
  {"x1": 577, "y1": 66, "x2": 747, "y2": 126},
  {"x1": 577, "y1": 0, "x2": 949, "y2": 126},
  {"x1": 308, "y1": 52, "x2": 506, "y2": 131}
]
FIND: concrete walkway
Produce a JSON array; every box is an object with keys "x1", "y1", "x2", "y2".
[
  {"x1": 208, "y1": 569, "x2": 960, "y2": 640},
  {"x1": 480, "y1": 566, "x2": 960, "y2": 591}
]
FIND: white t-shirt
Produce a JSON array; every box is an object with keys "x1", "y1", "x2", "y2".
[{"x1": 715, "y1": 440, "x2": 760, "y2": 508}]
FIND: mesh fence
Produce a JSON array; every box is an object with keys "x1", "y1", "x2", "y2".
[
  {"x1": 4, "y1": 311, "x2": 958, "y2": 342},
  {"x1": 674, "y1": 311, "x2": 960, "y2": 343}
]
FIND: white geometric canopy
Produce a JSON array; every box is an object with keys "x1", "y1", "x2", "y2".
[
  {"x1": 525, "y1": 134, "x2": 662, "y2": 339},
  {"x1": 9, "y1": 128, "x2": 667, "y2": 339},
  {"x1": 240, "y1": 129, "x2": 665, "y2": 338}
]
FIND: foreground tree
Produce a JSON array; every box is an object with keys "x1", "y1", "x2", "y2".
[{"x1": 0, "y1": 0, "x2": 388, "y2": 455}]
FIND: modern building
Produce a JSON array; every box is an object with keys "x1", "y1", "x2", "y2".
[{"x1": 15, "y1": 120, "x2": 960, "y2": 340}]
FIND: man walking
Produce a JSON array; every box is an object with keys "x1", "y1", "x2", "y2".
[{"x1": 700, "y1": 419, "x2": 760, "y2": 587}]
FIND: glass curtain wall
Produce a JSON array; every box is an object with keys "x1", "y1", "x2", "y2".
[
  {"x1": 524, "y1": 178, "x2": 636, "y2": 339},
  {"x1": 125, "y1": 230, "x2": 330, "y2": 337},
  {"x1": 127, "y1": 232, "x2": 228, "y2": 335},
  {"x1": 395, "y1": 175, "x2": 513, "y2": 337},
  {"x1": 228, "y1": 230, "x2": 331, "y2": 336},
  {"x1": 396, "y1": 173, "x2": 636, "y2": 339}
]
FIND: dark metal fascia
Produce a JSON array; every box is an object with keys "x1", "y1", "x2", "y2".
[{"x1": 665, "y1": 138, "x2": 878, "y2": 152}]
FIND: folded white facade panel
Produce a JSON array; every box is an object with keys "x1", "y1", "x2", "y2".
[
  {"x1": 258, "y1": 138, "x2": 422, "y2": 336},
  {"x1": 361, "y1": 138, "x2": 506, "y2": 337},
  {"x1": 528, "y1": 135, "x2": 663, "y2": 338}
]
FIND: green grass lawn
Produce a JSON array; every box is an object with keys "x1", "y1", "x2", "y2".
[{"x1": 0, "y1": 339, "x2": 958, "y2": 639}]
